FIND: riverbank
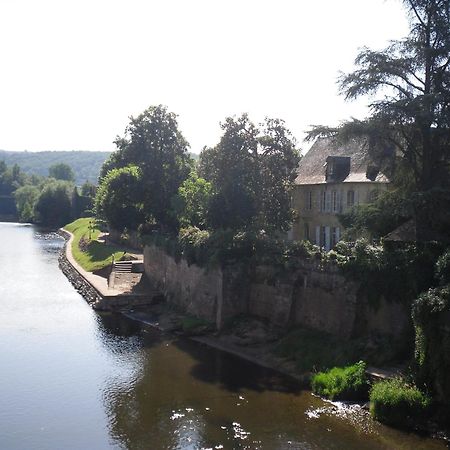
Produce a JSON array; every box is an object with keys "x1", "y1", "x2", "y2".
[
  {"x1": 58, "y1": 226, "x2": 309, "y2": 383},
  {"x1": 57, "y1": 226, "x2": 450, "y2": 445},
  {"x1": 58, "y1": 228, "x2": 159, "y2": 310}
]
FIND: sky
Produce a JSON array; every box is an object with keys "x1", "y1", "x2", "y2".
[{"x1": 0, "y1": 0, "x2": 409, "y2": 154}]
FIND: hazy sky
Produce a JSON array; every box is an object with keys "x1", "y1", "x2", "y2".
[{"x1": 0, "y1": 0, "x2": 409, "y2": 153}]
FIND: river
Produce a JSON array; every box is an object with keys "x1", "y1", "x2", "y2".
[{"x1": 0, "y1": 222, "x2": 446, "y2": 450}]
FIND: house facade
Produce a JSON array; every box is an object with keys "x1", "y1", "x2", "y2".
[{"x1": 289, "y1": 138, "x2": 390, "y2": 250}]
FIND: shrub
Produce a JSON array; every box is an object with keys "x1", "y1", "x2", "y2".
[
  {"x1": 369, "y1": 378, "x2": 431, "y2": 428},
  {"x1": 412, "y1": 285, "x2": 450, "y2": 403},
  {"x1": 311, "y1": 361, "x2": 369, "y2": 401}
]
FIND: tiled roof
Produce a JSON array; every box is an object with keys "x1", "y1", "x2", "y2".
[{"x1": 295, "y1": 137, "x2": 389, "y2": 185}]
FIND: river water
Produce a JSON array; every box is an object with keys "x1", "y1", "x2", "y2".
[{"x1": 0, "y1": 222, "x2": 447, "y2": 450}]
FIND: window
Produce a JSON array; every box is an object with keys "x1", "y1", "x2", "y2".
[
  {"x1": 308, "y1": 191, "x2": 313, "y2": 210},
  {"x1": 304, "y1": 223, "x2": 310, "y2": 241},
  {"x1": 332, "y1": 191, "x2": 338, "y2": 212},
  {"x1": 347, "y1": 190, "x2": 355, "y2": 207}
]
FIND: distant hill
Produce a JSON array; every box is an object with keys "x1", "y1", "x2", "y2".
[
  {"x1": 0, "y1": 150, "x2": 200, "y2": 186},
  {"x1": 0, "y1": 150, "x2": 111, "y2": 185}
]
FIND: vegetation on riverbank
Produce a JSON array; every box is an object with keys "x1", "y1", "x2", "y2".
[
  {"x1": 369, "y1": 379, "x2": 431, "y2": 429},
  {"x1": 64, "y1": 217, "x2": 124, "y2": 272},
  {"x1": 311, "y1": 361, "x2": 369, "y2": 401},
  {"x1": 76, "y1": 0, "x2": 450, "y2": 435}
]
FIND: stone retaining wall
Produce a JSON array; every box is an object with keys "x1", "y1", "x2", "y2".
[
  {"x1": 143, "y1": 244, "x2": 411, "y2": 340},
  {"x1": 144, "y1": 244, "x2": 223, "y2": 327}
]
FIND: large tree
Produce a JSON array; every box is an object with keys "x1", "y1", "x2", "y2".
[
  {"x1": 309, "y1": 0, "x2": 450, "y2": 241},
  {"x1": 199, "y1": 114, "x2": 299, "y2": 232},
  {"x1": 199, "y1": 115, "x2": 259, "y2": 230},
  {"x1": 34, "y1": 180, "x2": 73, "y2": 227},
  {"x1": 95, "y1": 166, "x2": 145, "y2": 232},
  {"x1": 99, "y1": 105, "x2": 192, "y2": 232}
]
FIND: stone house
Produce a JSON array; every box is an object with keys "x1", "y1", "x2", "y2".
[{"x1": 289, "y1": 137, "x2": 390, "y2": 250}]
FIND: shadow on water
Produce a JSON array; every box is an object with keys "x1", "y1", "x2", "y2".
[
  {"x1": 173, "y1": 337, "x2": 304, "y2": 395},
  {"x1": 95, "y1": 312, "x2": 163, "y2": 356}
]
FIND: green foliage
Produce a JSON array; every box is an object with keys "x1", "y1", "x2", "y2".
[
  {"x1": 95, "y1": 165, "x2": 144, "y2": 232},
  {"x1": 369, "y1": 379, "x2": 431, "y2": 428},
  {"x1": 258, "y1": 118, "x2": 301, "y2": 232},
  {"x1": 172, "y1": 172, "x2": 212, "y2": 228},
  {"x1": 48, "y1": 163, "x2": 75, "y2": 182},
  {"x1": 101, "y1": 105, "x2": 193, "y2": 232},
  {"x1": 412, "y1": 283, "x2": 450, "y2": 403},
  {"x1": 338, "y1": 189, "x2": 412, "y2": 239},
  {"x1": 34, "y1": 180, "x2": 73, "y2": 227},
  {"x1": 64, "y1": 217, "x2": 125, "y2": 272},
  {"x1": 0, "y1": 162, "x2": 26, "y2": 196},
  {"x1": 311, "y1": 361, "x2": 369, "y2": 401},
  {"x1": 336, "y1": 239, "x2": 440, "y2": 307},
  {"x1": 144, "y1": 227, "x2": 321, "y2": 269},
  {"x1": 14, "y1": 185, "x2": 40, "y2": 222},
  {"x1": 0, "y1": 159, "x2": 98, "y2": 225},
  {"x1": 199, "y1": 114, "x2": 299, "y2": 233},
  {"x1": 0, "y1": 150, "x2": 110, "y2": 185},
  {"x1": 308, "y1": 0, "x2": 450, "y2": 242}
]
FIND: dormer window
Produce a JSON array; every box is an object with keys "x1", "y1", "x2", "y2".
[
  {"x1": 325, "y1": 156, "x2": 351, "y2": 182},
  {"x1": 366, "y1": 165, "x2": 380, "y2": 181}
]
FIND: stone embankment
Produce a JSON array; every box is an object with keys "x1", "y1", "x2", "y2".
[
  {"x1": 58, "y1": 229, "x2": 160, "y2": 311},
  {"x1": 143, "y1": 244, "x2": 411, "y2": 340},
  {"x1": 58, "y1": 229, "x2": 103, "y2": 306}
]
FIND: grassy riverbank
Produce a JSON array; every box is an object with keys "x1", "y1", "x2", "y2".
[{"x1": 64, "y1": 217, "x2": 124, "y2": 272}]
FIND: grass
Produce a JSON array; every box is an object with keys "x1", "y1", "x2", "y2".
[
  {"x1": 311, "y1": 361, "x2": 369, "y2": 401},
  {"x1": 370, "y1": 378, "x2": 431, "y2": 428},
  {"x1": 64, "y1": 217, "x2": 125, "y2": 272}
]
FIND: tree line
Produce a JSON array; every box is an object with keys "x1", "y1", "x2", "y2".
[
  {"x1": 0, "y1": 161, "x2": 96, "y2": 226},
  {"x1": 0, "y1": 150, "x2": 111, "y2": 185},
  {"x1": 95, "y1": 107, "x2": 301, "y2": 238}
]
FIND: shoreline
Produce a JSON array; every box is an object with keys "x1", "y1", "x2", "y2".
[
  {"x1": 57, "y1": 228, "x2": 309, "y2": 383},
  {"x1": 57, "y1": 228, "x2": 449, "y2": 445}
]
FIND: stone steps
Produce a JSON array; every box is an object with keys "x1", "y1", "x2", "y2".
[{"x1": 113, "y1": 261, "x2": 132, "y2": 273}]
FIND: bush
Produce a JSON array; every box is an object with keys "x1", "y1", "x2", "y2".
[
  {"x1": 369, "y1": 378, "x2": 431, "y2": 428},
  {"x1": 412, "y1": 285, "x2": 450, "y2": 403},
  {"x1": 311, "y1": 361, "x2": 369, "y2": 401}
]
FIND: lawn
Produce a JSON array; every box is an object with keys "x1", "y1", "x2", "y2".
[{"x1": 64, "y1": 217, "x2": 125, "y2": 272}]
